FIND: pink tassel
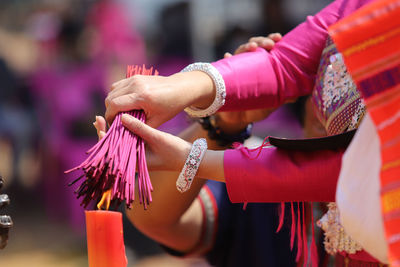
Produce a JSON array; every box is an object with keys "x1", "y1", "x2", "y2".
[
  {"x1": 302, "y1": 202, "x2": 308, "y2": 267},
  {"x1": 296, "y1": 202, "x2": 303, "y2": 262},
  {"x1": 233, "y1": 137, "x2": 270, "y2": 160},
  {"x1": 310, "y1": 202, "x2": 319, "y2": 267},
  {"x1": 233, "y1": 138, "x2": 319, "y2": 266},
  {"x1": 66, "y1": 65, "x2": 158, "y2": 209},
  {"x1": 290, "y1": 202, "x2": 296, "y2": 250},
  {"x1": 276, "y1": 202, "x2": 285, "y2": 233}
]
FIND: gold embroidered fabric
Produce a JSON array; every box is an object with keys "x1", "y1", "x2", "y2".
[
  {"x1": 317, "y1": 203, "x2": 363, "y2": 255},
  {"x1": 312, "y1": 38, "x2": 366, "y2": 255},
  {"x1": 312, "y1": 39, "x2": 366, "y2": 135}
]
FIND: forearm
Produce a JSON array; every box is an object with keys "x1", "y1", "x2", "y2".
[
  {"x1": 125, "y1": 123, "x2": 206, "y2": 251},
  {"x1": 125, "y1": 123, "x2": 224, "y2": 252},
  {"x1": 126, "y1": 170, "x2": 205, "y2": 251}
]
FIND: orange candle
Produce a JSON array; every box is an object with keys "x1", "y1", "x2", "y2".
[{"x1": 85, "y1": 210, "x2": 128, "y2": 267}]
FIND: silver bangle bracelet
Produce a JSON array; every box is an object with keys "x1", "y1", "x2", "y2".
[
  {"x1": 181, "y1": 63, "x2": 226, "y2": 118},
  {"x1": 176, "y1": 138, "x2": 208, "y2": 193}
]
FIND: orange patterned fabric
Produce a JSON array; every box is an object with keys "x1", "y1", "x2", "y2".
[{"x1": 329, "y1": 0, "x2": 400, "y2": 265}]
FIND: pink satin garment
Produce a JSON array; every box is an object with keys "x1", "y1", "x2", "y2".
[{"x1": 223, "y1": 146, "x2": 343, "y2": 203}]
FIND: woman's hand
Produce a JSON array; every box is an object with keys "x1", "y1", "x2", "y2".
[
  {"x1": 105, "y1": 72, "x2": 215, "y2": 128},
  {"x1": 122, "y1": 114, "x2": 192, "y2": 172},
  {"x1": 94, "y1": 114, "x2": 191, "y2": 172},
  {"x1": 93, "y1": 116, "x2": 209, "y2": 252},
  {"x1": 104, "y1": 33, "x2": 282, "y2": 130},
  {"x1": 93, "y1": 116, "x2": 107, "y2": 140}
]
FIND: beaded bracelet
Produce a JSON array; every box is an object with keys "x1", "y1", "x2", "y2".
[
  {"x1": 198, "y1": 116, "x2": 253, "y2": 147},
  {"x1": 181, "y1": 63, "x2": 226, "y2": 118},
  {"x1": 176, "y1": 138, "x2": 208, "y2": 193}
]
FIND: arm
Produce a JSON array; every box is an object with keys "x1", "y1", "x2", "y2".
[
  {"x1": 95, "y1": 117, "x2": 221, "y2": 253},
  {"x1": 126, "y1": 124, "x2": 207, "y2": 253},
  {"x1": 105, "y1": 0, "x2": 360, "y2": 126},
  {"x1": 98, "y1": 35, "x2": 283, "y2": 252},
  {"x1": 121, "y1": 115, "x2": 343, "y2": 204}
]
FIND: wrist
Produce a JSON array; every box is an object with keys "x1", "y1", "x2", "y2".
[
  {"x1": 181, "y1": 63, "x2": 226, "y2": 118},
  {"x1": 175, "y1": 140, "x2": 193, "y2": 172},
  {"x1": 176, "y1": 138, "x2": 208, "y2": 193},
  {"x1": 170, "y1": 71, "x2": 215, "y2": 110}
]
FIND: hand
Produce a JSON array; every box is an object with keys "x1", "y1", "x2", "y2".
[
  {"x1": 93, "y1": 116, "x2": 107, "y2": 140},
  {"x1": 224, "y1": 33, "x2": 282, "y2": 58},
  {"x1": 94, "y1": 115, "x2": 225, "y2": 183},
  {"x1": 94, "y1": 116, "x2": 208, "y2": 252},
  {"x1": 94, "y1": 114, "x2": 190, "y2": 172},
  {"x1": 122, "y1": 114, "x2": 191, "y2": 172},
  {"x1": 105, "y1": 72, "x2": 215, "y2": 128}
]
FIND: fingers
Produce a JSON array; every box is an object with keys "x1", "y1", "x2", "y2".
[
  {"x1": 105, "y1": 75, "x2": 149, "y2": 124},
  {"x1": 105, "y1": 94, "x2": 141, "y2": 124},
  {"x1": 105, "y1": 78, "x2": 133, "y2": 123},
  {"x1": 230, "y1": 33, "x2": 282, "y2": 56},
  {"x1": 110, "y1": 78, "x2": 129, "y2": 93},
  {"x1": 96, "y1": 116, "x2": 107, "y2": 132},
  {"x1": 234, "y1": 42, "x2": 258, "y2": 55},
  {"x1": 93, "y1": 116, "x2": 107, "y2": 140},
  {"x1": 224, "y1": 52, "x2": 233, "y2": 58},
  {"x1": 268, "y1": 32, "x2": 282, "y2": 42},
  {"x1": 248, "y1": 36, "x2": 275, "y2": 51},
  {"x1": 107, "y1": 76, "x2": 140, "y2": 101},
  {"x1": 121, "y1": 114, "x2": 157, "y2": 144}
]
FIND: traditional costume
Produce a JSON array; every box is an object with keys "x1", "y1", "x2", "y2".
[{"x1": 184, "y1": 0, "x2": 389, "y2": 265}]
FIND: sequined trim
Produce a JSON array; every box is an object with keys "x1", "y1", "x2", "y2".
[
  {"x1": 312, "y1": 38, "x2": 366, "y2": 135},
  {"x1": 317, "y1": 203, "x2": 363, "y2": 255}
]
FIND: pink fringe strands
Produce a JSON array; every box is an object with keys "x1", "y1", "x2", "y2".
[{"x1": 66, "y1": 65, "x2": 159, "y2": 209}]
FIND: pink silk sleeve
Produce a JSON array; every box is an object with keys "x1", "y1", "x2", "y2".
[
  {"x1": 223, "y1": 147, "x2": 343, "y2": 203},
  {"x1": 212, "y1": 0, "x2": 369, "y2": 111}
]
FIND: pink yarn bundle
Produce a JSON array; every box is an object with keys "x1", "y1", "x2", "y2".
[{"x1": 66, "y1": 65, "x2": 158, "y2": 209}]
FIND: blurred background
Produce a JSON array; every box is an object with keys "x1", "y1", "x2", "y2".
[{"x1": 0, "y1": 0, "x2": 331, "y2": 266}]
